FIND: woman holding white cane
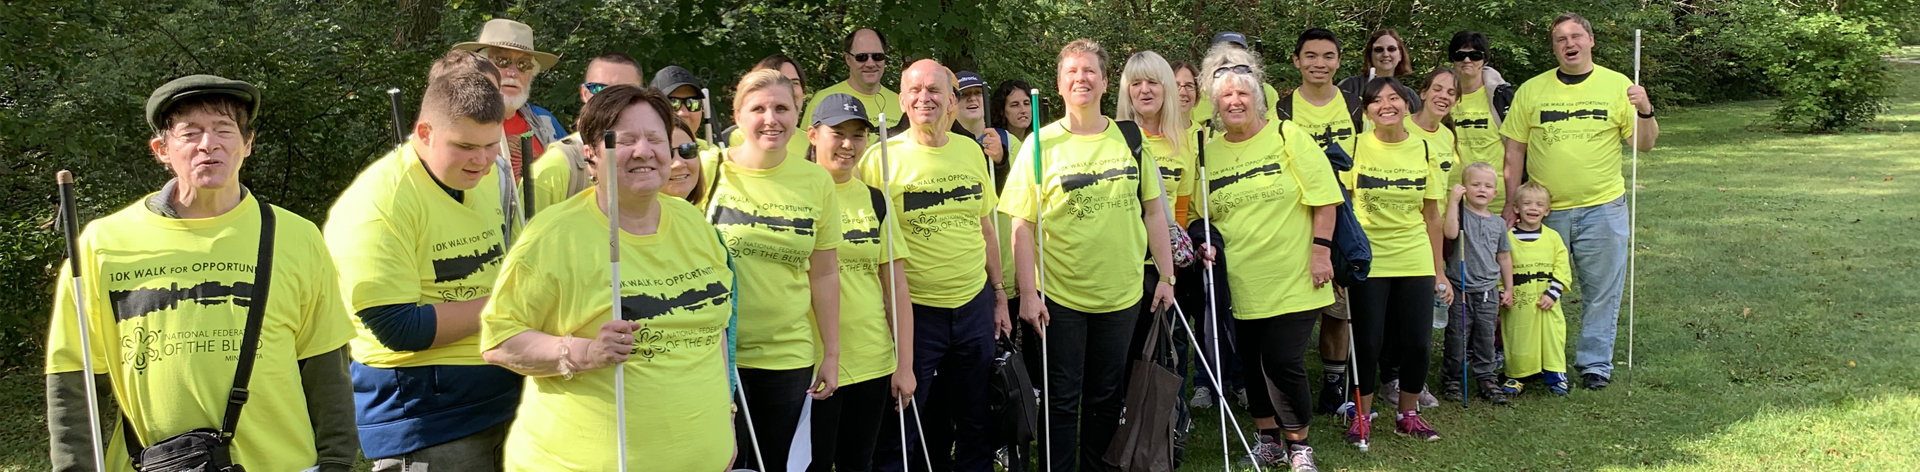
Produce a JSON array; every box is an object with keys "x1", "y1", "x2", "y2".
[
  {"x1": 1194, "y1": 44, "x2": 1345, "y2": 471},
  {"x1": 480, "y1": 85, "x2": 734, "y2": 471},
  {"x1": 1001, "y1": 39, "x2": 1177, "y2": 472}
]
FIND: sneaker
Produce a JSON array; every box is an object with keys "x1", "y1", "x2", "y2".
[
  {"x1": 1288, "y1": 444, "x2": 1319, "y2": 472},
  {"x1": 1479, "y1": 380, "x2": 1510, "y2": 405},
  {"x1": 1344, "y1": 415, "x2": 1371, "y2": 451},
  {"x1": 1377, "y1": 379, "x2": 1400, "y2": 408},
  {"x1": 1581, "y1": 372, "x2": 1610, "y2": 391},
  {"x1": 1237, "y1": 435, "x2": 1289, "y2": 468},
  {"x1": 1442, "y1": 382, "x2": 1465, "y2": 403},
  {"x1": 1417, "y1": 386, "x2": 1441, "y2": 408},
  {"x1": 1190, "y1": 386, "x2": 1216, "y2": 409},
  {"x1": 994, "y1": 447, "x2": 1010, "y2": 469},
  {"x1": 1500, "y1": 378, "x2": 1525, "y2": 395},
  {"x1": 1547, "y1": 372, "x2": 1572, "y2": 396},
  {"x1": 1335, "y1": 402, "x2": 1377, "y2": 424},
  {"x1": 1317, "y1": 378, "x2": 1348, "y2": 414},
  {"x1": 1394, "y1": 411, "x2": 1442, "y2": 441},
  {"x1": 1233, "y1": 388, "x2": 1249, "y2": 409}
]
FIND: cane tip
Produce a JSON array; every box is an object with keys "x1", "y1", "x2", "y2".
[
  {"x1": 388, "y1": 88, "x2": 400, "y2": 95},
  {"x1": 56, "y1": 170, "x2": 72, "y2": 185}
]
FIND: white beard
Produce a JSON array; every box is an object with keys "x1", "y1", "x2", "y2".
[{"x1": 503, "y1": 91, "x2": 530, "y2": 112}]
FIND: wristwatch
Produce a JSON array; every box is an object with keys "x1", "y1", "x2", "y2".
[{"x1": 1159, "y1": 275, "x2": 1176, "y2": 286}]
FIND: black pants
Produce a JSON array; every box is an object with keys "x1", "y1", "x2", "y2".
[
  {"x1": 1234, "y1": 310, "x2": 1319, "y2": 430},
  {"x1": 735, "y1": 367, "x2": 812, "y2": 472},
  {"x1": 1442, "y1": 289, "x2": 1502, "y2": 385},
  {"x1": 809, "y1": 376, "x2": 891, "y2": 472},
  {"x1": 1348, "y1": 276, "x2": 1435, "y2": 400},
  {"x1": 1021, "y1": 298, "x2": 1140, "y2": 472},
  {"x1": 1180, "y1": 221, "x2": 1243, "y2": 398},
  {"x1": 874, "y1": 283, "x2": 996, "y2": 472}
]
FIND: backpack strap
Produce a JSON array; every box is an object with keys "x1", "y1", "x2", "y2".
[
  {"x1": 867, "y1": 185, "x2": 889, "y2": 223},
  {"x1": 1340, "y1": 89, "x2": 1366, "y2": 133},
  {"x1": 1276, "y1": 91, "x2": 1296, "y2": 121}
]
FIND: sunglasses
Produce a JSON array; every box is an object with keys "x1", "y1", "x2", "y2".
[
  {"x1": 669, "y1": 97, "x2": 704, "y2": 113},
  {"x1": 850, "y1": 52, "x2": 887, "y2": 63},
  {"x1": 584, "y1": 82, "x2": 610, "y2": 95},
  {"x1": 675, "y1": 142, "x2": 700, "y2": 160},
  {"x1": 1372, "y1": 45, "x2": 1401, "y2": 54},
  {"x1": 1450, "y1": 50, "x2": 1488, "y2": 62},
  {"x1": 488, "y1": 54, "x2": 538, "y2": 73},
  {"x1": 1212, "y1": 65, "x2": 1253, "y2": 78}
]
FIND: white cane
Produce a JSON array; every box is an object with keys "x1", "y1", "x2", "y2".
[
  {"x1": 702, "y1": 88, "x2": 716, "y2": 146},
  {"x1": 56, "y1": 170, "x2": 108, "y2": 472},
  {"x1": 1194, "y1": 128, "x2": 1236, "y2": 471},
  {"x1": 874, "y1": 113, "x2": 936, "y2": 471},
  {"x1": 600, "y1": 133, "x2": 631, "y2": 472},
  {"x1": 1167, "y1": 306, "x2": 1263, "y2": 472},
  {"x1": 1627, "y1": 29, "x2": 1641, "y2": 397},
  {"x1": 1024, "y1": 89, "x2": 1055, "y2": 472}
]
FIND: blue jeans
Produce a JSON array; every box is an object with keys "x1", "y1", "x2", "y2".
[{"x1": 1544, "y1": 195, "x2": 1630, "y2": 379}]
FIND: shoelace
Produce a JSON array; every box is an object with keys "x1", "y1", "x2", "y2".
[{"x1": 1401, "y1": 413, "x2": 1435, "y2": 433}]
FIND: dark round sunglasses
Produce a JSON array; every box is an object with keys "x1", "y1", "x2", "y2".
[{"x1": 1450, "y1": 50, "x2": 1488, "y2": 62}]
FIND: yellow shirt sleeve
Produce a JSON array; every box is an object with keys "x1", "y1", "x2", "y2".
[
  {"x1": 1285, "y1": 123, "x2": 1345, "y2": 207},
  {"x1": 529, "y1": 137, "x2": 577, "y2": 215}
]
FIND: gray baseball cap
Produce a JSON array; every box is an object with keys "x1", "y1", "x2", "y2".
[
  {"x1": 810, "y1": 93, "x2": 873, "y2": 130},
  {"x1": 1212, "y1": 31, "x2": 1250, "y2": 49},
  {"x1": 649, "y1": 65, "x2": 704, "y2": 98}
]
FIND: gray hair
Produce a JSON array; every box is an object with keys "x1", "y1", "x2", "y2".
[{"x1": 1200, "y1": 43, "x2": 1267, "y2": 119}]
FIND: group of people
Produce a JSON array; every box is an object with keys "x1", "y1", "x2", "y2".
[{"x1": 44, "y1": 12, "x2": 1656, "y2": 472}]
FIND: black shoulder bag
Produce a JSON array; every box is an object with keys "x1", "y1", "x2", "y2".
[{"x1": 124, "y1": 197, "x2": 276, "y2": 472}]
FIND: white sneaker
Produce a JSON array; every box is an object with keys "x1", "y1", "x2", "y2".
[
  {"x1": 1417, "y1": 386, "x2": 1441, "y2": 408},
  {"x1": 1190, "y1": 386, "x2": 1216, "y2": 409},
  {"x1": 1378, "y1": 379, "x2": 1400, "y2": 408}
]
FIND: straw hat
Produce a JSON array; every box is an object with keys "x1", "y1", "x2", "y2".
[{"x1": 452, "y1": 19, "x2": 558, "y2": 71}]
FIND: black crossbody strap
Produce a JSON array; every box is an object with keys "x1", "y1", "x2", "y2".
[{"x1": 222, "y1": 197, "x2": 275, "y2": 437}]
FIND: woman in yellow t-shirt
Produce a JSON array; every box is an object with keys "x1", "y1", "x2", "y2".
[
  {"x1": 1408, "y1": 67, "x2": 1463, "y2": 220},
  {"x1": 999, "y1": 39, "x2": 1178, "y2": 472},
  {"x1": 800, "y1": 93, "x2": 918, "y2": 472},
  {"x1": 666, "y1": 117, "x2": 708, "y2": 205},
  {"x1": 710, "y1": 69, "x2": 845, "y2": 472},
  {"x1": 1342, "y1": 77, "x2": 1450, "y2": 447},
  {"x1": 480, "y1": 85, "x2": 734, "y2": 471},
  {"x1": 1191, "y1": 44, "x2": 1344, "y2": 470}
]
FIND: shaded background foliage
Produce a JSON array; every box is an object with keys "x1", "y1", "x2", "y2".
[{"x1": 0, "y1": 0, "x2": 1909, "y2": 370}]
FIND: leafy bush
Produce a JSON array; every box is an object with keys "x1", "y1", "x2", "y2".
[{"x1": 1739, "y1": 11, "x2": 1897, "y2": 131}]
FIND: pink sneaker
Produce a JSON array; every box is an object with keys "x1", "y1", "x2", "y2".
[{"x1": 1394, "y1": 411, "x2": 1441, "y2": 441}]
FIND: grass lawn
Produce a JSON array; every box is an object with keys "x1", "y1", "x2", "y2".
[{"x1": 1, "y1": 67, "x2": 1916, "y2": 472}]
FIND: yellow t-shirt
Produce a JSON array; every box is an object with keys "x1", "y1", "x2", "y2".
[
  {"x1": 1406, "y1": 117, "x2": 1460, "y2": 218},
  {"x1": 994, "y1": 134, "x2": 1024, "y2": 300},
  {"x1": 1344, "y1": 131, "x2": 1447, "y2": 278},
  {"x1": 1192, "y1": 120, "x2": 1345, "y2": 318},
  {"x1": 1451, "y1": 87, "x2": 1507, "y2": 213},
  {"x1": 325, "y1": 142, "x2": 511, "y2": 368},
  {"x1": 479, "y1": 188, "x2": 733, "y2": 471},
  {"x1": 1189, "y1": 83, "x2": 1283, "y2": 124},
  {"x1": 807, "y1": 81, "x2": 904, "y2": 131},
  {"x1": 1145, "y1": 131, "x2": 1198, "y2": 225},
  {"x1": 999, "y1": 118, "x2": 1164, "y2": 313},
  {"x1": 1500, "y1": 66, "x2": 1637, "y2": 210},
  {"x1": 857, "y1": 132, "x2": 998, "y2": 308},
  {"x1": 1291, "y1": 91, "x2": 1360, "y2": 154},
  {"x1": 529, "y1": 133, "x2": 583, "y2": 216},
  {"x1": 46, "y1": 193, "x2": 354, "y2": 472},
  {"x1": 708, "y1": 154, "x2": 843, "y2": 370},
  {"x1": 1508, "y1": 227, "x2": 1571, "y2": 304},
  {"x1": 827, "y1": 178, "x2": 911, "y2": 385}
]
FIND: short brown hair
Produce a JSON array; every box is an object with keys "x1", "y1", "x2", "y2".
[
  {"x1": 731, "y1": 68, "x2": 796, "y2": 113},
  {"x1": 154, "y1": 95, "x2": 255, "y2": 142},
  {"x1": 1364, "y1": 29, "x2": 1414, "y2": 77},
  {"x1": 429, "y1": 50, "x2": 501, "y2": 84},
  {"x1": 1059, "y1": 39, "x2": 1108, "y2": 76},
  {"x1": 575, "y1": 84, "x2": 674, "y2": 154},
  {"x1": 1552, "y1": 13, "x2": 1594, "y2": 37},
  {"x1": 420, "y1": 70, "x2": 505, "y2": 126}
]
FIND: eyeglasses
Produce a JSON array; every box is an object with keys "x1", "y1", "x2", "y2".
[
  {"x1": 675, "y1": 142, "x2": 700, "y2": 160},
  {"x1": 1449, "y1": 50, "x2": 1488, "y2": 62},
  {"x1": 488, "y1": 54, "x2": 537, "y2": 73},
  {"x1": 1212, "y1": 65, "x2": 1253, "y2": 78},
  {"x1": 584, "y1": 82, "x2": 610, "y2": 95},
  {"x1": 1372, "y1": 45, "x2": 1401, "y2": 54},
  {"x1": 850, "y1": 52, "x2": 887, "y2": 63},
  {"x1": 669, "y1": 97, "x2": 704, "y2": 113},
  {"x1": 1178, "y1": 82, "x2": 1198, "y2": 91}
]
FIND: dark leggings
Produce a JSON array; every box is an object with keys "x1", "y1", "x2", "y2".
[
  {"x1": 1348, "y1": 276, "x2": 1436, "y2": 401},
  {"x1": 734, "y1": 367, "x2": 813, "y2": 472},
  {"x1": 808, "y1": 375, "x2": 891, "y2": 472},
  {"x1": 1234, "y1": 310, "x2": 1319, "y2": 430}
]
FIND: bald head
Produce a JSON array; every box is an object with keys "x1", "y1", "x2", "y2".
[{"x1": 900, "y1": 59, "x2": 955, "y2": 130}]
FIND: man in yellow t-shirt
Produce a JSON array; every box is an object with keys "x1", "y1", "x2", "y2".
[
  {"x1": 529, "y1": 53, "x2": 644, "y2": 215},
  {"x1": 1498, "y1": 13, "x2": 1659, "y2": 391},
  {"x1": 858, "y1": 60, "x2": 1011, "y2": 470},
  {"x1": 804, "y1": 28, "x2": 904, "y2": 130},
  {"x1": 324, "y1": 65, "x2": 523, "y2": 469},
  {"x1": 45, "y1": 75, "x2": 356, "y2": 472}
]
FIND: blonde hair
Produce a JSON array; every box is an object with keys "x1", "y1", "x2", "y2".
[
  {"x1": 1200, "y1": 43, "x2": 1268, "y2": 119},
  {"x1": 732, "y1": 68, "x2": 796, "y2": 114},
  {"x1": 1058, "y1": 39, "x2": 1108, "y2": 76},
  {"x1": 1517, "y1": 181, "x2": 1553, "y2": 205},
  {"x1": 1116, "y1": 51, "x2": 1187, "y2": 155},
  {"x1": 1462, "y1": 161, "x2": 1497, "y2": 183}
]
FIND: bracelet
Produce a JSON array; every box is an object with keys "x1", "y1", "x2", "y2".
[
  {"x1": 1313, "y1": 237, "x2": 1335, "y2": 249},
  {"x1": 1637, "y1": 110, "x2": 1655, "y2": 119},
  {"x1": 557, "y1": 336, "x2": 576, "y2": 380}
]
